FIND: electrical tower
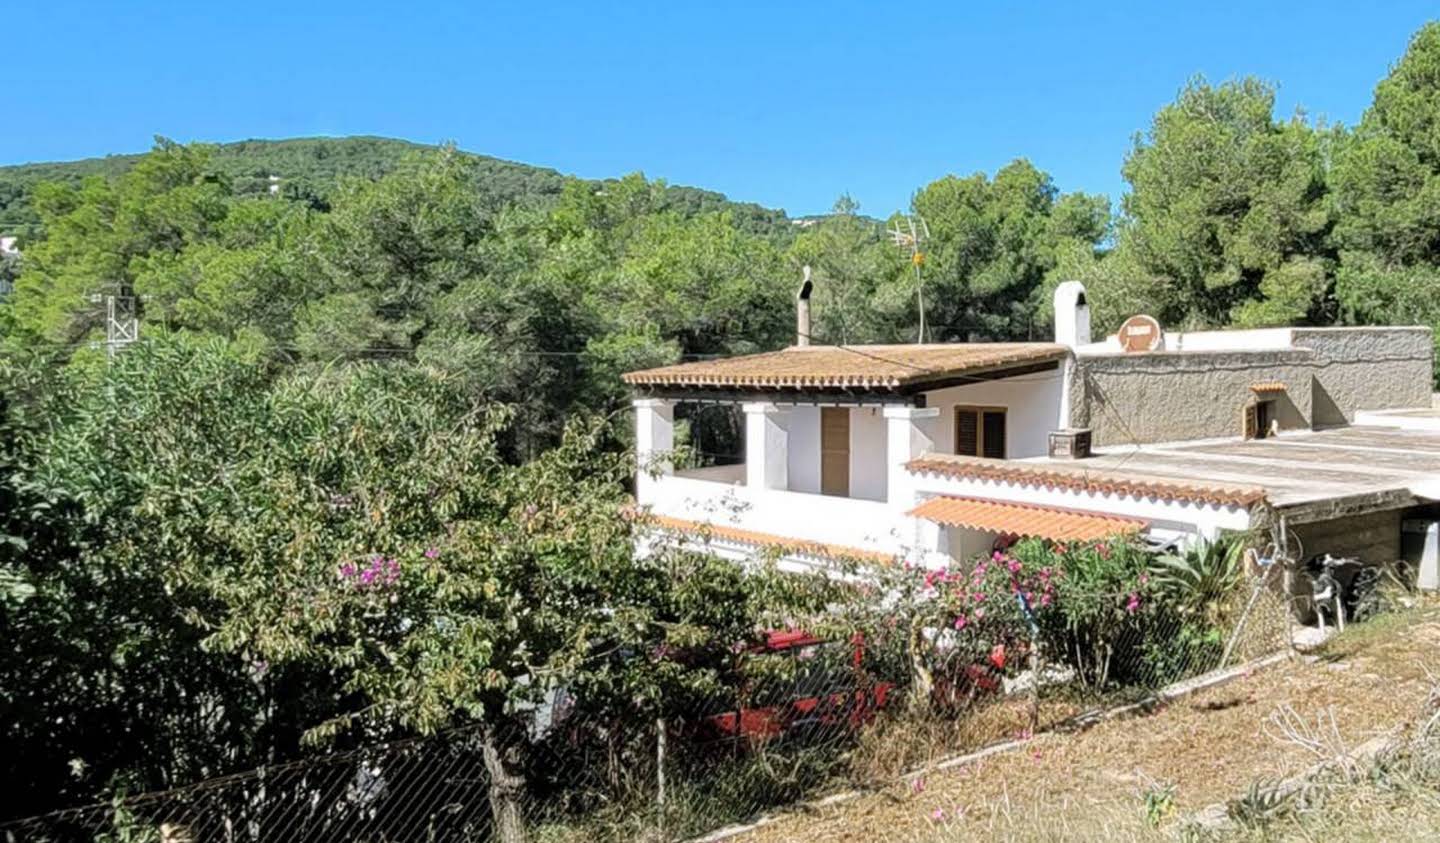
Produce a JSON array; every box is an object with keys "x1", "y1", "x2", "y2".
[
  {"x1": 888, "y1": 215, "x2": 930, "y2": 343},
  {"x1": 90, "y1": 283, "x2": 139, "y2": 359}
]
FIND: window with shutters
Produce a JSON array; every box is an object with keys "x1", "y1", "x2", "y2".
[{"x1": 954, "y1": 406, "x2": 1007, "y2": 459}]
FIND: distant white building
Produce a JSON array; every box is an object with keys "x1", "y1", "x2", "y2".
[
  {"x1": 0, "y1": 236, "x2": 18, "y2": 257},
  {"x1": 625, "y1": 281, "x2": 1440, "y2": 576}
]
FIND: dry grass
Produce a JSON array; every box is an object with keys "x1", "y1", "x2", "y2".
[{"x1": 732, "y1": 603, "x2": 1440, "y2": 843}]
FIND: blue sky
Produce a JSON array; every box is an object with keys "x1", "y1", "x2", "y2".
[{"x1": 4, "y1": 2, "x2": 1436, "y2": 217}]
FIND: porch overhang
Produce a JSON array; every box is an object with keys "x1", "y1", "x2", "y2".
[{"x1": 909, "y1": 495, "x2": 1148, "y2": 542}]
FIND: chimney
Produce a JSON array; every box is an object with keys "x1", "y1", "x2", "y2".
[
  {"x1": 796, "y1": 265, "x2": 814, "y2": 346},
  {"x1": 1053, "y1": 280, "x2": 1090, "y2": 348}
]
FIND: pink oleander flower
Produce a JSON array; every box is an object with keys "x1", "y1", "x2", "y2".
[
  {"x1": 1125, "y1": 592, "x2": 1141, "y2": 614},
  {"x1": 931, "y1": 808, "x2": 945, "y2": 821},
  {"x1": 912, "y1": 777, "x2": 926, "y2": 793},
  {"x1": 973, "y1": 607, "x2": 986, "y2": 620},
  {"x1": 954, "y1": 614, "x2": 968, "y2": 630},
  {"x1": 424, "y1": 547, "x2": 439, "y2": 559}
]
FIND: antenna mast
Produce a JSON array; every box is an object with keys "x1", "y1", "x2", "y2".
[
  {"x1": 91, "y1": 282, "x2": 139, "y2": 360},
  {"x1": 888, "y1": 215, "x2": 929, "y2": 343}
]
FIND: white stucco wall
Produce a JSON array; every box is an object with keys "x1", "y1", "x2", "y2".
[
  {"x1": 921, "y1": 371, "x2": 1064, "y2": 460},
  {"x1": 642, "y1": 473, "x2": 913, "y2": 556},
  {"x1": 787, "y1": 406, "x2": 822, "y2": 494},
  {"x1": 849, "y1": 406, "x2": 888, "y2": 502}
]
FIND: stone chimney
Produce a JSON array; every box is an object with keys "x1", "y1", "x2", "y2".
[
  {"x1": 1053, "y1": 280, "x2": 1090, "y2": 348},
  {"x1": 796, "y1": 265, "x2": 814, "y2": 346}
]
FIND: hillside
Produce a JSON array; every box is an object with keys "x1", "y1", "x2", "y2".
[{"x1": 0, "y1": 136, "x2": 793, "y2": 238}]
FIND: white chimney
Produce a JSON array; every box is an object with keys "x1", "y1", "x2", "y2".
[{"x1": 1053, "y1": 280, "x2": 1090, "y2": 348}]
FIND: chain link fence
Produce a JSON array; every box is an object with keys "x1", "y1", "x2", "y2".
[{"x1": 0, "y1": 565, "x2": 1297, "y2": 843}]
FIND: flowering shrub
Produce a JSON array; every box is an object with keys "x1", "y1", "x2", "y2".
[{"x1": 877, "y1": 534, "x2": 1232, "y2": 701}]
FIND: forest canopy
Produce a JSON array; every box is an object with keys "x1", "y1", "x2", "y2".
[{"x1": 5, "y1": 24, "x2": 1440, "y2": 399}]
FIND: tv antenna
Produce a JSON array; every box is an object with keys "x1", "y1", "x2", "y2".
[
  {"x1": 889, "y1": 215, "x2": 930, "y2": 343},
  {"x1": 89, "y1": 281, "x2": 139, "y2": 360}
]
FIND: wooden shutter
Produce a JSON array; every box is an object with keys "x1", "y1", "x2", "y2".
[
  {"x1": 981, "y1": 410, "x2": 1007, "y2": 459},
  {"x1": 820, "y1": 407, "x2": 850, "y2": 497},
  {"x1": 955, "y1": 408, "x2": 979, "y2": 457},
  {"x1": 1242, "y1": 402, "x2": 1258, "y2": 440},
  {"x1": 956, "y1": 407, "x2": 1006, "y2": 458}
]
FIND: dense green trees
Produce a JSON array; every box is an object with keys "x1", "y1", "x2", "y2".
[
  {"x1": 0, "y1": 337, "x2": 842, "y2": 825},
  {"x1": 1332, "y1": 23, "x2": 1440, "y2": 364},
  {"x1": 1116, "y1": 78, "x2": 1332, "y2": 329}
]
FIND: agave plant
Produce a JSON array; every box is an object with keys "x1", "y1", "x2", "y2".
[{"x1": 1150, "y1": 538, "x2": 1246, "y2": 627}]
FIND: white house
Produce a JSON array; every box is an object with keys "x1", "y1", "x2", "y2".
[{"x1": 626, "y1": 281, "x2": 1440, "y2": 574}]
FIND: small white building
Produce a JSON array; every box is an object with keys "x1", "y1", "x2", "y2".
[{"x1": 626, "y1": 282, "x2": 1440, "y2": 572}]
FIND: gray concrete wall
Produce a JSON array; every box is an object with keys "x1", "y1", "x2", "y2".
[
  {"x1": 1071, "y1": 327, "x2": 1434, "y2": 447},
  {"x1": 1292, "y1": 509, "x2": 1404, "y2": 565},
  {"x1": 1293, "y1": 328, "x2": 1433, "y2": 426},
  {"x1": 1071, "y1": 349, "x2": 1316, "y2": 446}
]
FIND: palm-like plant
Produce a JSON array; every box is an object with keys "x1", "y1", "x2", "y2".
[{"x1": 1150, "y1": 538, "x2": 1246, "y2": 627}]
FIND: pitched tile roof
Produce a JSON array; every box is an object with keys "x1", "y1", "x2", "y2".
[
  {"x1": 623, "y1": 343, "x2": 1068, "y2": 391},
  {"x1": 910, "y1": 495, "x2": 1147, "y2": 542},
  {"x1": 643, "y1": 514, "x2": 897, "y2": 565},
  {"x1": 905, "y1": 453, "x2": 1267, "y2": 508}
]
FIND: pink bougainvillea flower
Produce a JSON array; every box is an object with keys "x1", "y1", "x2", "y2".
[
  {"x1": 954, "y1": 615, "x2": 968, "y2": 630},
  {"x1": 973, "y1": 607, "x2": 986, "y2": 620},
  {"x1": 912, "y1": 776, "x2": 926, "y2": 793},
  {"x1": 1125, "y1": 592, "x2": 1141, "y2": 614},
  {"x1": 424, "y1": 547, "x2": 439, "y2": 559},
  {"x1": 931, "y1": 808, "x2": 945, "y2": 821}
]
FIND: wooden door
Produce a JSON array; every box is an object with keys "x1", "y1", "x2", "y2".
[{"x1": 820, "y1": 407, "x2": 850, "y2": 497}]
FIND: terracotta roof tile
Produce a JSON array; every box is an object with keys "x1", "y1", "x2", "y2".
[
  {"x1": 905, "y1": 453, "x2": 1267, "y2": 508},
  {"x1": 623, "y1": 343, "x2": 1067, "y2": 391},
  {"x1": 643, "y1": 514, "x2": 897, "y2": 565},
  {"x1": 1250, "y1": 381, "x2": 1287, "y2": 393},
  {"x1": 910, "y1": 495, "x2": 1146, "y2": 542}
]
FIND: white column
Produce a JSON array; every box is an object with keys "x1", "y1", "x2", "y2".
[
  {"x1": 742, "y1": 402, "x2": 790, "y2": 491},
  {"x1": 883, "y1": 405, "x2": 941, "y2": 510},
  {"x1": 1058, "y1": 352, "x2": 1077, "y2": 431},
  {"x1": 633, "y1": 398, "x2": 674, "y2": 504}
]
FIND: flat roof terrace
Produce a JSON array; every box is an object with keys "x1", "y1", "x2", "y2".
[{"x1": 1027, "y1": 426, "x2": 1440, "y2": 513}]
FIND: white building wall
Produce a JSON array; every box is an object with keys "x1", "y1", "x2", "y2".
[
  {"x1": 922, "y1": 372, "x2": 1064, "y2": 459},
  {"x1": 642, "y1": 474, "x2": 912, "y2": 556},
  {"x1": 787, "y1": 406, "x2": 822, "y2": 494},
  {"x1": 849, "y1": 406, "x2": 888, "y2": 502}
]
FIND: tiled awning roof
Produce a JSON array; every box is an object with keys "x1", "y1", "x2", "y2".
[
  {"x1": 644, "y1": 514, "x2": 897, "y2": 565},
  {"x1": 623, "y1": 343, "x2": 1067, "y2": 391},
  {"x1": 1250, "y1": 381, "x2": 1287, "y2": 393},
  {"x1": 910, "y1": 496, "x2": 1147, "y2": 542},
  {"x1": 906, "y1": 453, "x2": 1267, "y2": 508}
]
